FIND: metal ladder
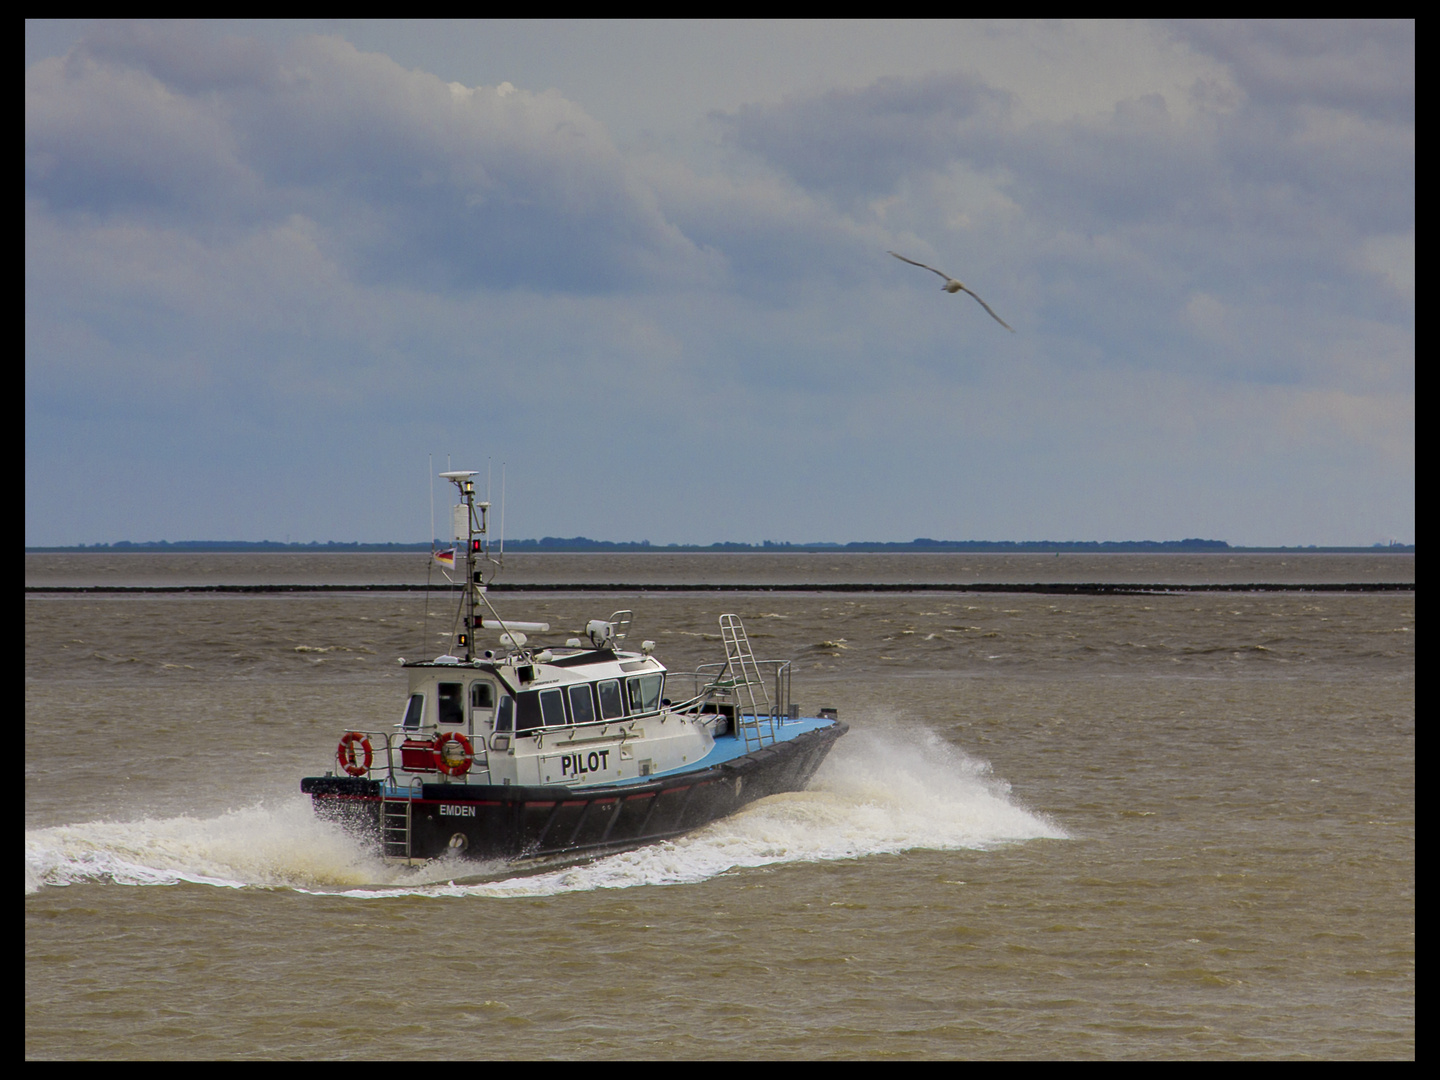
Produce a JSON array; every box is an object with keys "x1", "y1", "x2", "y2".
[
  {"x1": 381, "y1": 790, "x2": 414, "y2": 864},
  {"x1": 719, "y1": 614, "x2": 776, "y2": 750}
]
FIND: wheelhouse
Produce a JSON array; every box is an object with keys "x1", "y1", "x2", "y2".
[{"x1": 404, "y1": 652, "x2": 668, "y2": 742}]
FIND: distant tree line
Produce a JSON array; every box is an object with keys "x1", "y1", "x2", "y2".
[
  {"x1": 503, "y1": 536, "x2": 1237, "y2": 552},
  {"x1": 26, "y1": 537, "x2": 1414, "y2": 554}
]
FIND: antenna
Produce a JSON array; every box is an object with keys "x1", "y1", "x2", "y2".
[
  {"x1": 500, "y1": 462, "x2": 506, "y2": 561},
  {"x1": 428, "y1": 454, "x2": 435, "y2": 552}
]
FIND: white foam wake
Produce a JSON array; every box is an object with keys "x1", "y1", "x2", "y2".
[
  {"x1": 26, "y1": 721, "x2": 1064, "y2": 898},
  {"x1": 24, "y1": 799, "x2": 389, "y2": 895}
]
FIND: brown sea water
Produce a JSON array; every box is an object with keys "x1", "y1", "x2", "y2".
[
  {"x1": 25, "y1": 554, "x2": 1414, "y2": 1058},
  {"x1": 22, "y1": 549, "x2": 1417, "y2": 588}
]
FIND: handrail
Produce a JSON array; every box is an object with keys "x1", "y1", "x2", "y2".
[
  {"x1": 335, "y1": 653, "x2": 796, "y2": 777},
  {"x1": 335, "y1": 728, "x2": 400, "y2": 782},
  {"x1": 666, "y1": 657, "x2": 794, "y2": 728}
]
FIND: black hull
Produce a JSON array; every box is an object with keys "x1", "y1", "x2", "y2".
[{"x1": 302, "y1": 721, "x2": 848, "y2": 863}]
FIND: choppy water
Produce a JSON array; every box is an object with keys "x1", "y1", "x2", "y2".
[
  {"x1": 25, "y1": 554, "x2": 1413, "y2": 1058},
  {"x1": 22, "y1": 549, "x2": 1417, "y2": 587}
]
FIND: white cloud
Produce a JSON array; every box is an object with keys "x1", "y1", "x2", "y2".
[
  {"x1": 24, "y1": 20, "x2": 1413, "y2": 546},
  {"x1": 1171, "y1": 19, "x2": 1414, "y2": 120},
  {"x1": 27, "y1": 28, "x2": 717, "y2": 296},
  {"x1": 1359, "y1": 231, "x2": 1415, "y2": 298}
]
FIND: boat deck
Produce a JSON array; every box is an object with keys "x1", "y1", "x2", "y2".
[{"x1": 590, "y1": 714, "x2": 838, "y2": 786}]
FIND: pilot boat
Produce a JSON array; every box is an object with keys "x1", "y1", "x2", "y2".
[{"x1": 300, "y1": 470, "x2": 848, "y2": 864}]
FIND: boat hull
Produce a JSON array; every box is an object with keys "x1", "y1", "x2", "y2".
[{"x1": 302, "y1": 721, "x2": 847, "y2": 863}]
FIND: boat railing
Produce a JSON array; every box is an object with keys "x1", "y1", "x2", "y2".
[
  {"x1": 667, "y1": 658, "x2": 793, "y2": 748},
  {"x1": 339, "y1": 726, "x2": 506, "y2": 783},
  {"x1": 334, "y1": 728, "x2": 401, "y2": 783}
]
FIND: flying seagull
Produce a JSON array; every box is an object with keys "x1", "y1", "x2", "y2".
[{"x1": 888, "y1": 250, "x2": 1015, "y2": 332}]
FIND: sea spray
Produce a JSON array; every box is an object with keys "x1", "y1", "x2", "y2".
[
  {"x1": 325, "y1": 720, "x2": 1064, "y2": 898},
  {"x1": 28, "y1": 715, "x2": 1062, "y2": 898},
  {"x1": 24, "y1": 798, "x2": 387, "y2": 894}
]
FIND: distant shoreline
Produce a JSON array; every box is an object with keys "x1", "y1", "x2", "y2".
[
  {"x1": 23, "y1": 582, "x2": 1415, "y2": 595},
  {"x1": 23, "y1": 541, "x2": 1415, "y2": 554}
]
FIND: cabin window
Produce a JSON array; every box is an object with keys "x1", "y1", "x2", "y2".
[
  {"x1": 495, "y1": 695, "x2": 514, "y2": 733},
  {"x1": 515, "y1": 688, "x2": 570, "y2": 732},
  {"x1": 515, "y1": 691, "x2": 542, "y2": 733},
  {"x1": 470, "y1": 682, "x2": 495, "y2": 709},
  {"x1": 568, "y1": 683, "x2": 597, "y2": 726},
  {"x1": 438, "y1": 683, "x2": 465, "y2": 726},
  {"x1": 626, "y1": 674, "x2": 664, "y2": 714},
  {"x1": 597, "y1": 679, "x2": 624, "y2": 720},
  {"x1": 540, "y1": 688, "x2": 567, "y2": 727},
  {"x1": 401, "y1": 693, "x2": 425, "y2": 731}
]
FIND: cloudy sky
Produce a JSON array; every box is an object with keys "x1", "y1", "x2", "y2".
[{"x1": 25, "y1": 20, "x2": 1413, "y2": 547}]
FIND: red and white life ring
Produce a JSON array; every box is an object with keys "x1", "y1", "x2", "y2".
[
  {"x1": 337, "y1": 731, "x2": 373, "y2": 777},
  {"x1": 434, "y1": 731, "x2": 474, "y2": 777}
]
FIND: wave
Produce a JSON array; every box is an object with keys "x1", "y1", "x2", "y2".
[
  {"x1": 26, "y1": 718, "x2": 1064, "y2": 899},
  {"x1": 24, "y1": 800, "x2": 391, "y2": 895}
]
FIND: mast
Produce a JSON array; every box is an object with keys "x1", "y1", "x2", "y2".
[
  {"x1": 440, "y1": 469, "x2": 545, "y2": 662},
  {"x1": 439, "y1": 470, "x2": 485, "y2": 661}
]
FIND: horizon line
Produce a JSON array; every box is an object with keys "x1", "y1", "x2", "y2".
[{"x1": 23, "y1": 538, "x2": 1415, "y2": 553}]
